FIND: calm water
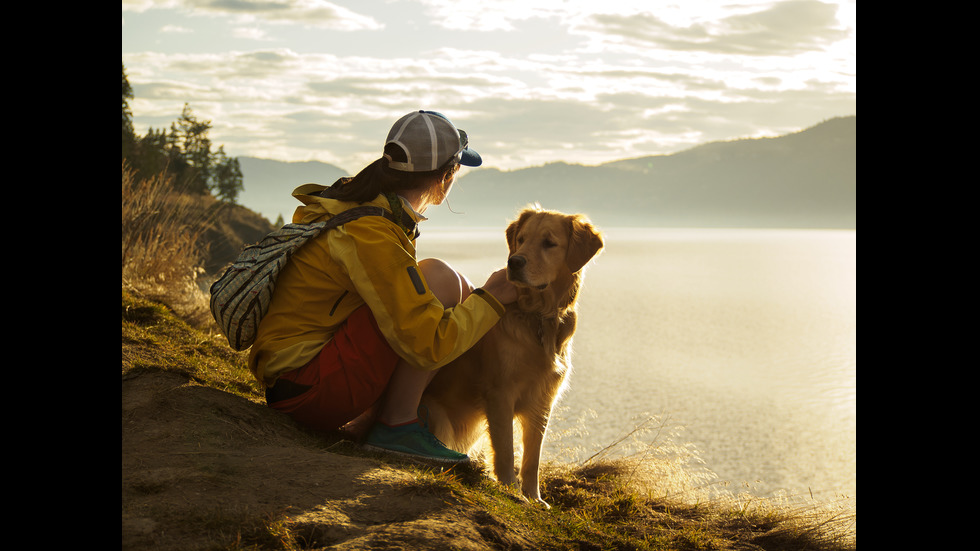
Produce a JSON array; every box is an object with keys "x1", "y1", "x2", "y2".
[{"x1": 416, "y1": 227, "x2": 856, "y2": 508}]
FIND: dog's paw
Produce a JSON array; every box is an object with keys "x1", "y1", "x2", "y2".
[
  {"x1": 521, "y1": 490, "x2": 551, "y2": 509},
  {"x1": 499, "y1": 485, "x2": 528, "y2": 506}
]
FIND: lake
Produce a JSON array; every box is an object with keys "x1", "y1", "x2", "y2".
[{"x1": 416, "y1": 226, "x2": 856, "y2": 510}]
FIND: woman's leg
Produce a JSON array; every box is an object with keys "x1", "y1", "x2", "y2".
[
  {"x1": 363, "y1": 258, "x2": 476, "y2": 462},
  {"x1": 271, "y1": 304, "x2": 401, "y2": 435},
  {"x1": 280, "y1": 259, "x2": 475, "y2": 443},
  {"x1": 377, "y1": 258, "x2": 472, "y2": 425}
]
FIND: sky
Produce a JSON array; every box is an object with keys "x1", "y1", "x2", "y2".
[{"x1": 121, "y1": 0, "x2": 856, "y2": 174}]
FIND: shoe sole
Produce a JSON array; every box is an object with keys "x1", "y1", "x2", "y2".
[{"x1": 362, "y1": 443, "x2": 470, "y2": 465}]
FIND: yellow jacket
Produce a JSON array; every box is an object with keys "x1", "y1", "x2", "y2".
[{"x1": 247, "y1": 184, "x2": 505, "y2": 387}]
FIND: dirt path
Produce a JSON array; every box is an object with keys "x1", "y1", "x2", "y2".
[{"x1": 122, "y1": 370, "x2": 532, "y2": 550}]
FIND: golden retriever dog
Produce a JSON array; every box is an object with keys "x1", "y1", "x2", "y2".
[{"x1": 421, "y1": 206, "x2": 603, "y2": 507}]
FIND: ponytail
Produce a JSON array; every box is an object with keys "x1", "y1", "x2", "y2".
[{"x1": 320, "y1": 143, "x2": 459, "y2": 204}]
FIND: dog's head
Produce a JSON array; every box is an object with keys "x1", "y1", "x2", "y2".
[{"x1": 505, "y1": 206, "x2": 603, "y2": 313}]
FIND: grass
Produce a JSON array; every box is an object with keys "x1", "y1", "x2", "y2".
[
  {"x1": 122, "y1": 289, "x2": 261, "y2": 400},
  {"x1": 121, "y1": 165, "x2": 856, "y2": 550},
  {"x1": 397, "y1": 450, "x2": 856, "y2": 551}
]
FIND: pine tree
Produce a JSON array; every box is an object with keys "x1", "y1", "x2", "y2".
[
  {"x1": 122, "y1": 59, "x2": 244, "y2": 203},
  {"x1": 172, "y1": 104, "x2": 213, "y2": 194},
  {"x1": 122, "y1": 63, "x2": 136, "y2": 162},
  {"x1": 211, "y1": 146, "x2": 244, "y2": 202}
]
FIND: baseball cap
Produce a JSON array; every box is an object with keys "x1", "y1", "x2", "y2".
[{"x1": 384, "y1": 110, "x2": 482, "y2": 172}]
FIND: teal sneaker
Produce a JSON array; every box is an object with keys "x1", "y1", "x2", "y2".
[{"x1": 363, "y1": 419, "x2": 469, "y2": 464}]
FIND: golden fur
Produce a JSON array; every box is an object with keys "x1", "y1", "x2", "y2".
[{"x1": 421, "y1": 206, "x2": 603, "y2": 507}]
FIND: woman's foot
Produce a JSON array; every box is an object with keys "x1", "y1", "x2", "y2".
[{"x1": 362, "y1": 419, "x2": 469, "y2": 464}]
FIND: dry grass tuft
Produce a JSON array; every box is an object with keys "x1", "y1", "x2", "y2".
[{"x1": 121, "y1": 162, "x2": 222, "y2": 328}]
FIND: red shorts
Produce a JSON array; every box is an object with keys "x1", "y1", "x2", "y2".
[{"x1": 266, "y1": 305, "x2": 401, "y2": 432}]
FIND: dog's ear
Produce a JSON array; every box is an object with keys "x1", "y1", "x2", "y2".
[
  {"x1": 506, "y1": 208, "x2": 535, "y2": 253},
  {"x1": 566, "y1": 215, "x2": 603, "y2": 273}
]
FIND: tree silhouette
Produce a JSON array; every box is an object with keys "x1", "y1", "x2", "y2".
[
  {"x1": 122, "y1": 62, "x2": 136, "y2": 162},
  {"x1": 122, "y1": 62, "x2": 244, "y2": 203},
  {"x1": 211, "y1": 146, "x2": 244, "y2": 202}
]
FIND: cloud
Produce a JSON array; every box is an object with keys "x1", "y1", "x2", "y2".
[
  {"x1": 583, "y1": 1, "x2": 849, "y2": 57},
  {"x1": 123, "y1": 1, "x2": 855, "y2": 171},
  {"x1": 122, "y1": 0, "x2": 383, "y2": 30},
  {"x1": 161, "y1": 24, "x2": 193, "y2": 34},
  {"x1": 231, "y1": 26, "x2": 275, "y2": 40},
  {"x1": 122, "y1": 0, "x2": 178, "y2": 11},
  {"x1": 413, "y1": 0, "x2": 564, "y2": 32},
  {"x1": 125, "y1": 39, "x2": 854, "y2": 170}
]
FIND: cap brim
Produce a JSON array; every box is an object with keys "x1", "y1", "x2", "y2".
[{"x1": 460, "y1": 148, "x2": 482, "y2": 167}]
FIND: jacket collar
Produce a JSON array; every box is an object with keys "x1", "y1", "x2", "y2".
[{"x1": 290, "y1": 184, "x2": 424, "y2": 239}]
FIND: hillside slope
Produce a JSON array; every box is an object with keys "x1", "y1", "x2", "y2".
[
  {"x1": 122, "y1": 371, "x2": 528, "y2": 550},
  {"x1": 199, "y1": 200, "x2": 276, "y2": 275},
  {"x1": 122, "y1": 292, "x2": 535, "y2": 550},
  {"x1": 122, "y1": 291, "x2": 856, "y2": 550},
  {"x1": 236, "y1": 157, "x2": 347, "y2": 225}
]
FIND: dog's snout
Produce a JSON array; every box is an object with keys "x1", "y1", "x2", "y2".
[{"x1": 508, "y1": 255, "x2": 527, "y2": 271}]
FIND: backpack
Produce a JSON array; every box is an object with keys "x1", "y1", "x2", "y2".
[{"x1": 209, "y1": 206, "x2": 396, "y2": 351}]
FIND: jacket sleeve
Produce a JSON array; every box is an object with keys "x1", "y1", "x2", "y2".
[{"x1": 326, "y1": 217, "x2": 504, "y2": 370}]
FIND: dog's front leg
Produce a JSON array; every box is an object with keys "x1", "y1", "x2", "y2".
[
  {"x1": 519, "y1": 410, "x2": 550, "y2": 508},
  {"x1": 485, "y1": 395, "x2": 518, "y2": 489}
]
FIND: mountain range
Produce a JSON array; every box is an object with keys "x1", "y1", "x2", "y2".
[{"x1": 236, "y1": 115, "x2": 855, "y2": 230}]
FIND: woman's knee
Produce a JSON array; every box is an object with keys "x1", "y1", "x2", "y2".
[{"x1": 418, "y1": 258, "x2": 472, "y2": 307}]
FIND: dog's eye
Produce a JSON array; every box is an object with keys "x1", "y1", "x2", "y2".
[
  {"x1": 543, "y1": 239, "x2": 557, "y2": 249},
  {"x1": 517, "y1": 236, "x2": 525, "y2": 245}
]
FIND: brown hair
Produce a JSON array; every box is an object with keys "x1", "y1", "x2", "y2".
[{"x1": 320, "y1": 143, "x2": 460, "y2": 205}]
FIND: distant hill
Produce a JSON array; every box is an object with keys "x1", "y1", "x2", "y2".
[
  {"x1": 199, "y1": 201, "x2": 276, "y2": 275},
  {"x1": 237, "y1": 157, "x2": 348, "y2": 224},
  {"x1": 434, "y1": 116, "x2": 855, "y2": 229},
  {"x1": 236, "y1": 116, "x2": 855, "y2": 229}
]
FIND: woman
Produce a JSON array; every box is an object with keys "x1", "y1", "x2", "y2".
[{"x1": 248, "y1": 110, "x2": 517, "y2": 463}]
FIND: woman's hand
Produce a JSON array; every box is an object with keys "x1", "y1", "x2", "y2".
[{"x1": 482, "y1": 268, "x2": 518, "y2": 305}]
